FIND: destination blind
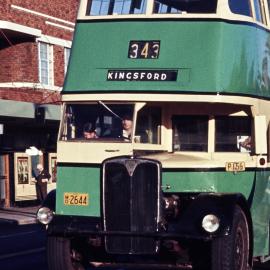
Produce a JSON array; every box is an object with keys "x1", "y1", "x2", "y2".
[{"x1": 107, "y1": 70, "x2": 178, "y2": 81}]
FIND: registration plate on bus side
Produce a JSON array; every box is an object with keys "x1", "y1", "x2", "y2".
[
  {"x1": 225, "y1": 162, "x2": 245, "y2": 172},
  {"x1": 64, "y1": 193, "x2": 89, "y2": 206}
]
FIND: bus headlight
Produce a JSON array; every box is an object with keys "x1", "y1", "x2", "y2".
[
  {"x1": 202, "y1": 214, "x2": 220, "y2": 233},
  {"x1": 37, "y1": 207, "x2": 54, "y2": 225}
]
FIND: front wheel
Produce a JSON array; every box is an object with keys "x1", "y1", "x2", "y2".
[
  {"x1": 47, "y1": 236, "x2": 87, "y2": 270},
  {"x1": 212, "y1": 205, "x2": 251, "y2": 270}
]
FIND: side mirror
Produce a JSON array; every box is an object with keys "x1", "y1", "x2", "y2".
[{"x1": 255, "y1": 115, "x2": 267, "y2": 155}]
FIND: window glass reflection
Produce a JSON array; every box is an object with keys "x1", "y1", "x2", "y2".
[
  {"x1": 173, "y1": 116, "x2": 208, "y2": 152},
  {"x1": 135, "y1": 106, "x2": 161, "y2": 144},
  {"x1": 228, "y1": 0, "x2": 252, "y2": 17},
  {"x1": 153, "y1": 0, "x2": 217, "y2": 14},
  {"x1": 215, "y1": 116, "x2": 252, "y2": 152}
]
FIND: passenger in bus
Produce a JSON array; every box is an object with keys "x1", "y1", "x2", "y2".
[
  {"x1": 122, "y1": 114, "x2": 133, "y2": 141},
  {"x1": 239, "y1": 136, "x2": 251, "y2": 152},
  {"x1": 83, "y1": 122, "x2": 98, "y2": 139}
]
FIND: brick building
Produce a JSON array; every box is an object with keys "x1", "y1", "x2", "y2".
[{"x1": 0, "y1": 0, "x2": 79, "y2": 206}]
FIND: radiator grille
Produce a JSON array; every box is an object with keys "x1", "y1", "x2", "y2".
[{"x1": 103, "y1": 157, "x2": 161, "y2": 254}]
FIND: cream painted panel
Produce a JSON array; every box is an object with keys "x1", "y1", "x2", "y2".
[{"x1": 57, "y1": 141, "x2": 133, "y2": 163}]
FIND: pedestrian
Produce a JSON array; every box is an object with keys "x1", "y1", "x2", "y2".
[{"x1": 34, "y1": 163, "x2": 51, "y2": 204}]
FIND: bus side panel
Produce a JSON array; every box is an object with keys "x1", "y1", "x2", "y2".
[
  {"x1": 162, "y1": 169, "x2": 270, "y2": 256},
  {"x1": 56, "y1": 165, "x2": 101, "y2": 217},
  {"x1": 251, "y1": 170, "x2": 270, "y2": 256},
  {"x1": 162, "y1": 170, "x2": 255, "y2": 195}
]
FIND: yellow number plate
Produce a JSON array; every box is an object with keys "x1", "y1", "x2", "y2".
[
  {"x1": 225, "y1": 162, "x2": 245, "y2": 172},
  {"x1": 64, "y1": 193, "x2": 89, "y2": 206}
]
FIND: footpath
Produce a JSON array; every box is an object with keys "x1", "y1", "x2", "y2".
[{"x1": 0, "y1": 206, "x2": 39, "y2": 226}]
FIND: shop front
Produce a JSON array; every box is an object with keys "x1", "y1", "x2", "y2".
[{"x1": 0, "y1": 99, "x2": 60, "y2": 207}]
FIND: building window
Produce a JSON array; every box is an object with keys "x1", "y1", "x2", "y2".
[
  {"x1": 38, "y1": 42, "x2": 54, "y2": 86},
  {"x1": 64, "y1": 47, "x2": 71, "y2": 75}
]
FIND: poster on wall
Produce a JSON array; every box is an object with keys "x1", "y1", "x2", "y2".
[
  {"x1": 17, "y1": 157, "x2": 29, "y2": 185},
  {"x1": 14, "y1": 153, "x2": 37, "y2": 201}
]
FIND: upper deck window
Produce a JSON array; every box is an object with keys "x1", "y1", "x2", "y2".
[
  {"x1": 253, "y1": 0, "x2": 266, "y2": 23},
  {"x1": 153, "y1": 0, "x2": 217, "y2": 14},
  {"x1": 86, "y1": 0, "x2": 146, "y2": 15},
  {"x1": 268, "y1": 0, "x2": 270, "y2": 18},
  {"x1": 228, "y1": 0, "x2": 252, "y2": 17}
]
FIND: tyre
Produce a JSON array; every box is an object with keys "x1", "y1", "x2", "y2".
[
  {"x1": 212, "y1": 205, "x2": 250, "y2": 270},
  {"x1": 47, "y1": 236, "x2": 87, "y2": 270}
]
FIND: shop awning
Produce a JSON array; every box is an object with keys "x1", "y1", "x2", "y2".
[{"x1": 0, "y1": 99, "x2": 60, "y2": 120}]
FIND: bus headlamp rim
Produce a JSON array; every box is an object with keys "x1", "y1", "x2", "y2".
[
  {"x1": 37, "y1": 207, "x2": 54, "y2": 225},
  {"x1": 202, "y1": 214, "x2": 220, "y2": 233}
]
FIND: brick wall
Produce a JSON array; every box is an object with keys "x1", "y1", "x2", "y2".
[
  {"x1": 0, "y1": 41, "x2": 38, "y2": 82},
  {"x1": 54, "y1": 45, "x2": 65, "y2": 87},
  {"x1": 0, "y1": 88, "x2": 61, "y2": 104},
  {"x1": 0, "y1": 0, "x2": 79, "y2": 104},
  {"x1": 0, "y1": 0, "x2": 79, "y2": 40}
]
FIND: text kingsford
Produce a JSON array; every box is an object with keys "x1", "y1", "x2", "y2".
[{"x1": 107, "y1": 70, "x2": 177, "y2": 81}]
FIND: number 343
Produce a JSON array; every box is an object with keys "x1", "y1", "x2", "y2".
[{"x1": 128, "y1": 41, "x2": 160, "y2": 59}]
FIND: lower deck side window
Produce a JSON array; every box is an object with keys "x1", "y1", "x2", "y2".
[
  {"x1": 135, "y1": 106, "x2": 161, "y2": 144},
  {"x1": 173, "y1": 115, "x2": 208, "y2": 152},
  {"x1": 215, "y1": 116, "x2": 252, "y2": 152}
]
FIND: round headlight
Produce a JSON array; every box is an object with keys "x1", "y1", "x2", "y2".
[
  {"x1": 202, "y1": 214, "x2": 220, "y2": 233},
  {"x1": 37, "y1": 207, "x2": 54, "y2": 225}
]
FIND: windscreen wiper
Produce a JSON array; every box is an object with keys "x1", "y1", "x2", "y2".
[{"x1": 98, "y1": 101, "x2": 123, "y2": 120}]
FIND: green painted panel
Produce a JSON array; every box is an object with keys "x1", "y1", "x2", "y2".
[
  {"x1": 64, "y1": 20, "x2": 220, "y2": 92},
  {"x1": 251, "y1": 170, "x2": 270, "y2": 256},
  {"x1": 163, "y1": 169, "x2": 270, "y2": 256},
  {"x1": 64, "y1": 20, "x2": 270, "y2": 98},
  {"x1": 162, "y1": 170, "x2": 255, "y2": 196},
  {"x1": 55, "y1": 164, "x2": 270, "y2": 255},
  {"x1": 56, "y1": 165, "x2": 100, "y2": 216}
]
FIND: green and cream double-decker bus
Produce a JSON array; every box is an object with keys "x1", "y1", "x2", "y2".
[{"x1": 37, "y1": 0, "x2": 270, "y2": 269}]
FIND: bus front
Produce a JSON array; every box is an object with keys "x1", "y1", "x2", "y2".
[{"x1": 37, "y1": 0, "x2": 270, "y2": 269}]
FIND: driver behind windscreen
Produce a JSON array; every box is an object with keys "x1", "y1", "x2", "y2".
[
  {"x1": 83, "y1": 122, "x2": 98, "y2": 139},
  {"x1": 122, "y1": 114, "x2": 133, "y2": 141}
]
